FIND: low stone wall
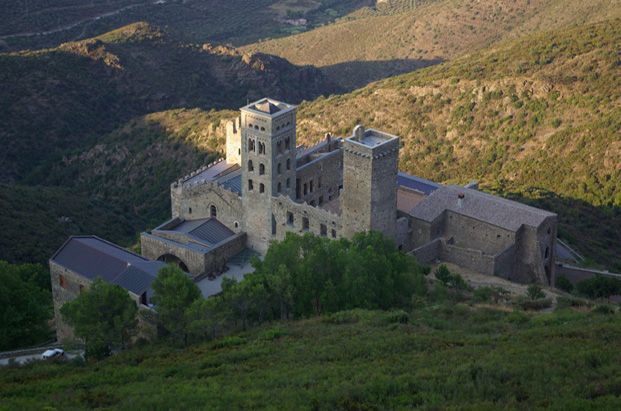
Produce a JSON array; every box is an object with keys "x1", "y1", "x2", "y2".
[
  {"x1": 441, "y1": 243, "x2": 496, "y2": 276},
  {"x1": 493, "y1": 244, "x2": 516, "y2": 280},
  {"x1": 555, "y1": 263, "x2": 621, "y2": 285},
  {"x1": 411, "y1": 238, "x2": 443, "y2": 264}
]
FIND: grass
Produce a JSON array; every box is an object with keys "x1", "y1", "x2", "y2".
[{"x1": 1, "y1": 307, "x2": 621, "y2": 409}]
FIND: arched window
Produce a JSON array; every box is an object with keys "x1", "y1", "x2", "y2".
[
  {"x1": 260, "y1": 126, "x2": 265, "y2": 131},
  {"x1": 277, "y1": 182, "x2": 281, "y2": 193},
  {"x1": 286, "y1": 178, "x2": 290, "y2": 188},
  {"x1": 285, "y1": 137, "x2": 290, "y2": 149},
  {"x1": 259, "y1": 183, "x2": 265, "y2": 193},
  {"x1": 248, "y1": 179, "x2": 254, "y2": 191},
  {"x1": 286, "y1": 158, "x2": 290, "y2": 170},
  {"x1": 254, "y1": 125, "x2": 259, "y2": 130},
  {"x1": 210, "y1": 205, "x2": 217, "y2": 218},
  {"x1": 544, "y1": 246, "x2": 550, "y2": 259},
  {"x1": 259, "y1": 163, "x2": 265, "y2": 175},
  {"x1": 277, "y1": 163, "x2": 281, "y2": 174},
  {"x1": 248, "y1": 160, "x2": 254, "y2": 171},
  {"x1": 248, "y1": 138, "x2": 255, "y2": 152},
  {"x1": 258, "y1": 142, "x2": 265, "y2": 154},
  {"x1": 234, "y1": 221, "x2": 239, "y2": 228},
  {"x1": 188, "y1": 207, "x2": 192, "y2": 214}
]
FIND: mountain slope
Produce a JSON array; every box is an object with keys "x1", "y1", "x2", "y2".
[
  {"x1": 0, "y1": 22, "x2": 338, "y2": 183},
  {"x1": 242, "y1": 0, "x2": 621, "y2": 88},
  {"x1": 288, "y1": 19, "x2": 621, "y2": 269}
]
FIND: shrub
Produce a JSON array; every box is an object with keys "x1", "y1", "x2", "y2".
[
  {"x1": 381, "y1": 310, "x2": 410, "y2": 324},
  {"x1": 527, "y1": 284, "x2": 546, "y2": 300},
  {"x1": 435, "y1": 265, "x2": 471, "y2": 291},
  {"x1": 517, "y1": 297, "x2": 553, "y2": 311},
  {"x1": 473, "y1": 287, "x2": 493, "y2": 303},
  {"x1": 555, "y1": 276, "x2": 574, "y2": 293},
  {"x1": 576, "y1": 275, "x2": 621, "y2": 299},
  {"x1": 593, "y1": 304, "x2": 616, "y2": 314}
]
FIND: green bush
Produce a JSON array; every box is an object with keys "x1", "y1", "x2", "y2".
[
  {"x1": 527, "y1": 284, "x2": 546, "y2": 300},
  {"x1": 555, "y1": 276, "x2": 574, "y2": 293}
]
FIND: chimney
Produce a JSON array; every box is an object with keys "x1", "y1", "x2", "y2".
[
  {"x1": 457, "y1": 192, "x2": 465, "y2": 208},
  {"x1": 353, "y1": 125, "x2": 365, "y2": 141}
]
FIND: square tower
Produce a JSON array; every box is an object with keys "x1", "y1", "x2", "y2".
[
  {"x1": 341, "y1": 125, "x2": 399, "y2": 240},
  {"x1": 240, "y1": 98, "x2": 297, "y2": 252}
]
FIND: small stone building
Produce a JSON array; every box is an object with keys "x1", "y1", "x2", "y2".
[
  {"x1": 50, "y1": 236, "x2": 164, "y2": 343},
  {"x1": 142, "y1": 97, "x2": 558, "y2": 285}
]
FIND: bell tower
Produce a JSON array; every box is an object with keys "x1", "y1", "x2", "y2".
[{"x1": 240, "y1": 98, "x2": 297, "y2": 252}]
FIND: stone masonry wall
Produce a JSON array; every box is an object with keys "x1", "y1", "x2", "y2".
[
  {"x1": 295, "y1": 149, "x2": 343, "y2": 206},
  {"x1": 271, "y1": 195, "x2": 341, "y2": 242}
]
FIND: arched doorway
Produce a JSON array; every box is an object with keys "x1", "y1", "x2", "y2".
[{"x1": 157, "y1": 254, "x2": 189, "y2": 272}]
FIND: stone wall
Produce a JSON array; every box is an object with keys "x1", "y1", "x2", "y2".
[
  {"x1": 140, "y1": 231, "x2": 246, "y2": 278},
  {"x1": 295, "y1": 149, "x2": 343, "y2": 206},
  {"x1": 493, "y1": 243, "x2": 516, "y2": 280},
  {"x1": 140, "y1": 232, "x2": 208, "y2": 275},
  {"x1": 50, "y1": 261, "x2": 154, "y2": 344},
  {"x1": 395, "y1": 216, "x2": 412, "y2": 251},
  {"x1": 411, "y1": 238, "x2": 443, "y2": 264},
  {"x1": 271, "y1": 195, "x2": 341, "y2": 242},
  {"x1": 441, "y1": 243, "x2": 496, "y2": 276},
  {"x1": 443, "y1": 211, "x2": 515, "y2": 255},
  {"x1": 172, "y1": 182, "x2": 243, "y2": 233},
  {"x1": 225, "y1": 117, "x2": 241, "y2": 165}
]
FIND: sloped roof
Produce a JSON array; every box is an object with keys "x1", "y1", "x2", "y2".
[
  {"x1": 254, "y1": 100, "x2": 281, "y2": 114},
  {"x1": 164, "y1": 218, "x2": 235, "y2": 246},
  {"x1": 51, "y1": 236, "x2": 165, "y2": 295},
  {"x1": 397, "y1": 172, "x2": 441, "y2": 195},
  {"x1": 408, "y1": 186, "x2": 556, "y2": 231}
]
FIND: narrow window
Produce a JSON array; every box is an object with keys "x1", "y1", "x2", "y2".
[
  {"x1": 272, "y1": 214, "x2": 276, "y2": 235},
  {"x1": 277, "y1": 182, "x2": 282, "y2": 193},
  {"x1": 303, "y1": 217, "x2": 309, "y2": 231},
  {"x1": 254, "y1": 125, "x2": 259, "y2": 130},
  {"x1": 286, "y1": 178, "x2": 290, "y2": 188},
  {"x1": 296, "y1": 179, "x2": 301, "y2": 199},
  {"x1": 303, "y1": 183, "x2": 308, "y2": 195},
  {"x1": 331, "y1": 229, "x2": 337, "y2": 238},
  {"x1": 310, "y1": 180, "x2": 314, "y2": 193},
  {"x1": 210, "y1": 205, "x2": 217, "y2": 218},
  {"x1": 261, "y1": 126, "x2": 265, "y2": 131},
  {"x1": 234, "y1": 221, "x2": 239, "y2": 228},
  {"x1": 140, "y1": 292, "x2": 148, "y2": 306},
  {"x1": 260, "y1": 183, "x2": 265, "y2": 193},
  {"x1": 318, "y1": 176, "x2": 322, "y2": 188},
  {"x1": 545, "y1": 246, "x2": 550, "y2": 259},
  {"x1": 188, "y1": 207, "x2": 192, "y2": 214},
  {"x1": 259, "y1": 163, "x2": 265, "y2": 175},
  {"x1": 277, "y1": 163, "x2": 281, "y2": 174},
  {"x1": 320, "y1": 224, "x2": 327, "y2": 237},
  {"x1": 248, "y1": 160, "x2": 254, "y2": 172},
  {"x1": 287, "y1": 212, "x2": 294, "y2": 226},
  {"x1": 285, "y1": 137, "x2": 290, "y2": 149},
  {"x1": 277, "y1": 141, "x2": 282, "y2": 153},
  {"x1": 319, "y1": 196, "x2": 323, "y2": 205},
  {"x1": 248, "y1": 179, "x2": 254, "y2": 191},
  {"x1": 286, "y1": 158, "x2": 290, "y2": 170}
]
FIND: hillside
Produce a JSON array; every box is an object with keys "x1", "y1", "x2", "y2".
[
  {"x1": 0, "y1": 0, "x2": 372, "y2": 52},
  {"x1": 2, "y1": 307, "x2": 621, "y2": 408},
  {"x1": 0, "y1": 22, "x2": 338, "y2": 183},
  {"x1": 243, "y1": 0, "x2": 621, "y2": 88},
  {"x1": 287, "y1": 19, "x2": 620, "y2": 269}
]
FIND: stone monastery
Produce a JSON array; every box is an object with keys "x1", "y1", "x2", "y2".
[
  {"x1": 50, "y1": 97, "x2": 559, "y2": 340},
  {"x1": 141, "y1": 97, "x2": 557, "y2": 285}
]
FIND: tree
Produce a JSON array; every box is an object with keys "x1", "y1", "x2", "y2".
[
  {"x1": 576, "y1": 275, "x2": 621, "y2": 300},
  {"x1": 0, "y1": 261, "x2": 51, "y2": 350},
  {"x1": 61, "y1": 279, "x2": 137, "y2": 359},
  {"x1": 151, "y1": 265, "x2": 201, "y2": 346},
  {"x1": 526, "y1": 284, "x2": 546, "y2": 300},
  {"x1": 186, "y1": 297, "x2": 229, "y2": 342}
]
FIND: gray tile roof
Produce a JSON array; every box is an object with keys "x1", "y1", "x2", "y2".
[
  {"x1": 183, "y1": 162, "x2": 240, "y2": 186},
  {"x1": 51, "y1": 236, "x2": 165, "y2": 295},
  {"x1": 166, "y1": 218, "x2": 235, "y2": 246},
  {"x1": 220, "y1": 173, "x2": 242, "y2": 195},
  {"x1": 408, "y1": 186, "x2": 556, "y2": 231},
  {"x1": 397, "y1": 172, "x2": 441, "y2": 195}
]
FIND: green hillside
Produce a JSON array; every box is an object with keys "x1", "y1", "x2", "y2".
[
  {"x1": 243, "y1": 0, "x2": 621, "y2": 88},
  {"x1": 288, "y1": 19, "x2": 621, "y2": 269},
  {"x1": 0, "y1": 22, "x2": 338, "y2": 183},
  {"x1": 2, "y1": 307, "x2": 621, "y2": 409}
]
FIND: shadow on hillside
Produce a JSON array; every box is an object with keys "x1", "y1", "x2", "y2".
[
  {"x1": 321, "y1": 58, "x2": 443, "y2": 90},
  {"x1": 496, "y1": 187, "x2": 621, "y2": 272}
]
